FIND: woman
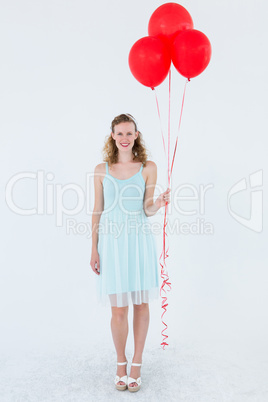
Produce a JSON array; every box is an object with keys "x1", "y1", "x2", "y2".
[{"x1": 90, "y1": 113, "x2": 170, "y2": 392}]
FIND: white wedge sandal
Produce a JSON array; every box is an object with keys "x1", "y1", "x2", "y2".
[
  {"x1": 127, "y1": 362, "x2": 142, "y2": 392},
  {"x1": 114, "y1": 361, "x2": 128, "y2": 391}
]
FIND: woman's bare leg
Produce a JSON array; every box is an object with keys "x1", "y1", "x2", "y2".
[
  {"x1": 111, "y1": 305, "x2": 129, "y2": 385},
  {"x1": 129, "y1": 302, "x2": 149, "y2": 387}
]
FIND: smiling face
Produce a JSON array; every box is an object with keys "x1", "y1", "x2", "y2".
[{"x1": 111, "y1": 121, "x2": 139, "y2": 151}]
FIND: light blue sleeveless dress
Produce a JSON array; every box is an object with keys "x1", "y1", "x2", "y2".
[{"x1": 97, "y1": 161, "x2": 160, "y2": 307}]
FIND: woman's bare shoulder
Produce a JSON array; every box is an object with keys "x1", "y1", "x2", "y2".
[
  {"x1": 94, "y1": 162, "x2": 106, "y2": 172},
  {"x1": 94, "y1": 163, "x2": 106, "y2": 184},
  {"x1": 144, "y1": 160, "x2": 157, "y2": 170},
  {"x1": 143, "y1": 160, "x2": 157, "y2": 184}
]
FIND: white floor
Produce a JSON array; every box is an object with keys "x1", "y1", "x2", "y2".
[{"x1": 1, "y1": 337, "x2": 267, "y2": 402}]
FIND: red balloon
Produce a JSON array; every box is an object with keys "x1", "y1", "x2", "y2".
[
  {"x1": 171, "y1": 29, "x2": 212, "y2": 78},
  {"x1": 148, "y1": 2, "x2": 193, "y2": 48},
  {"x1": 128, "y1": 36, "x2": 171, "y2": 88}
]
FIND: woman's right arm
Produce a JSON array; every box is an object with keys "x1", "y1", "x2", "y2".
[{"x1": 90, "y1": 164, "x2": 104, "y2": 275}]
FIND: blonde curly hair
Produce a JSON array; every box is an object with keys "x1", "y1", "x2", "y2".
[{"x1": 102, "y1": 113, "x2": 150, "y2": 167}]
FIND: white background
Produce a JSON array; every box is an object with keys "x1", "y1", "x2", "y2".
[{"x1": 0, "y1": 1, "x2": 267, "y2": 401}]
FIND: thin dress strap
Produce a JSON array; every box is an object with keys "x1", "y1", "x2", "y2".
[{"x1": 139, "y1": 163, "x2": 144, "y2": 172}]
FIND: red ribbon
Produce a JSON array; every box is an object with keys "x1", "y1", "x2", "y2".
[{"x1": 152, "y1": 72, "x2": 190, "y2": 349}]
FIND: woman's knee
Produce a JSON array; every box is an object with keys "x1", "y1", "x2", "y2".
[
  {"x1": 111, "y1": 306, "x2": 128, "y2": 321},
  {"x1": 133, "y1": 302, "x2": 149, "y2": 312}
]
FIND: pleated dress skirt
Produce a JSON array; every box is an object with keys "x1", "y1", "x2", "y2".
[{"x1": 96, "y1": 162, "x2": 160, "y2": 307}]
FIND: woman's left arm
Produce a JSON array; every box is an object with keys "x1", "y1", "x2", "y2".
[{"x1": 143, "y1": 161, "x2": 171, "y2": 217}]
